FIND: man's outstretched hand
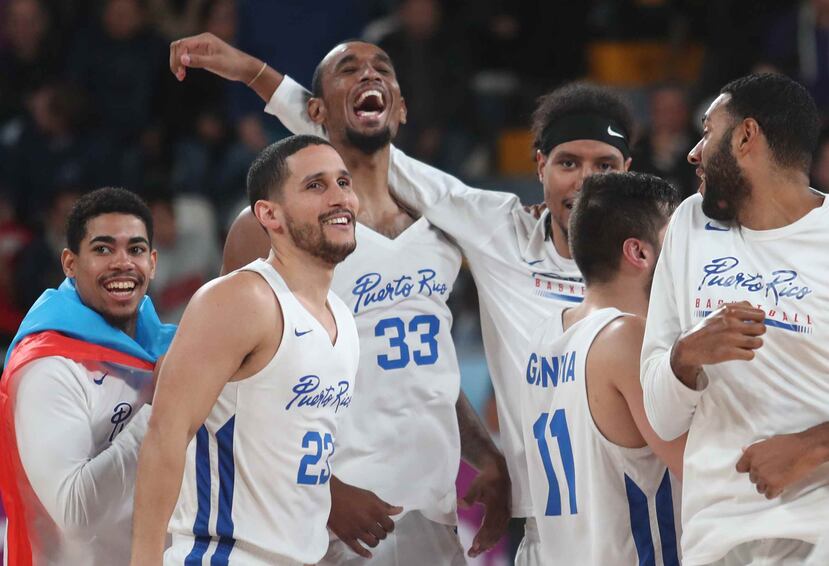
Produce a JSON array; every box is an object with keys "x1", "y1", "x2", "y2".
[{"x1": 169, "y1": 32, "x2": 262, "y2": 84}]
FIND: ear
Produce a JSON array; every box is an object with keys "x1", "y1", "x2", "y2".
[
  {"x1": 148, "y1": 249, "x2": 158, "y2": 280},
  {"x1": 307, "y1": 97, "x2": 326, "y2": 125},
  {"x1": 535, "y1": 150, "x2": 548, "y2": 183},
  {"x1": 61, "y1": 248, "x2": 76, "y2": 278},
  {"x1": 623, "y1": 156, "x2": 633, "y2": 171},
  {"x1": 253, "y1": 199, "x2": 283, "y2": 234},
  {"x1": 621, "y1": 237, "x2": 653, "y2": 272},
  {"x1": 399, "y1": 96, "x2": 408, "y2": 125},
  {"x1": 735, "y1": 118, "x2": 760, "y2": 157}
]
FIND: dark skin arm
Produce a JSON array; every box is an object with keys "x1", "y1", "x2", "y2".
[
  {"x1": 456, "y1": 392, "x2": 511, "y2": 558},
  {"x1": 737, "y1": 422, "x2": 829, "y2": 499}
]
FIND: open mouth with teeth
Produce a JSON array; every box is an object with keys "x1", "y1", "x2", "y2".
[
  {"x1": 352, "y1": 88, "x2": 387, "y2": 122},
  {"x1": 321, "y1": 211, "x2": 355, "y2": 229},
  {"x1": 103, "y1": 279, "x2": 138, "y2": 299}
]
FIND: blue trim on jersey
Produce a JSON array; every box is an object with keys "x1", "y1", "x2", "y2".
[
  {"x1": 624, "y1": 474, "x2": 656, "y2": 566},
  {"x1": 185, "y1": 426, "x2": 212, "y2": 565},
  {"x1": 656, "y1": 471, "x2": 680, "y2": 566},
  {"x1": 211, "y1": 416, "x2": 237, "y2": 565}
]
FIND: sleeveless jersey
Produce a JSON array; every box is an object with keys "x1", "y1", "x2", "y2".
[
  {"x1": 330, "y1": 218, "x2": 462, "y2": 524},
  {"x1": 522, "y1": 308, "x2": 681, "y2": 565},
  {"x1": 165, "y1": 259, "x2": 359, "y2": 565}
]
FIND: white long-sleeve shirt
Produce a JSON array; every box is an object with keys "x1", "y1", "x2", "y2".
[
  {"x1": 640, "y1": 193, "x2": 829, "y2": 565},
  {"x1": 265, "y1": 77, "x2": 584, "y2": 516},
  {"x1": 9, "y1": 356, "x2": 152, "y2": 566}
]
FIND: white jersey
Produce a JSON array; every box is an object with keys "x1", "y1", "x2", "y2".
[
  {"x1": 9, "y1": 356, "x2": 152, "y2": 566},
  {"x1": 166, "y1": 260, "x2": 359, "y2": 565},
  {"x1": 641, "y1": 193, "x2": 829, "y2": 565},
  {"x1": 267, "y1": 76, "x2": 583, "y2": 517},
  {"x1": 267, "y1": 89, "x2": 465, "y2": 525},
  {"x1": 523, "y1": 308, "x2": 681, "y2": 565}
]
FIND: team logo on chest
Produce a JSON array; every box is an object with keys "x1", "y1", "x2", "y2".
[
  {"x1": 351, "y1": 269, "x2": 449, "y2": 314},
  {"x1": 695, "y1": 256, "x2": 815, "y2": 334},
  {"x1": 285, "y1": 375, "x2": 352, "y2": 412}
]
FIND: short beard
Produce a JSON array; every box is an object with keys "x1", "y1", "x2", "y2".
[
  {"x1": 701, "y1": 129, "x2": 751, "y2": 222},
  {"x1": 286, "y1": 217, "x2": 356, "y2": 265},
  {"x1": 346, "y1": 126, "x2": 392, "y2": 155}
]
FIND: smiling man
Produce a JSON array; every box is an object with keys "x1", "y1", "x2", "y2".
[
  {"x1": 130, "y1": 135, "x2": 361, "y2": 566},
  {"x1": 0, "y1": 187, "x2": 176, "y2": 566}
]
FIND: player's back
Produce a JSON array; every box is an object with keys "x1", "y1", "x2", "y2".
[
  {"x1": 330, "y1": 218, "x2": 462, "y2": 524},
  {"x1": 522, "y1": 307, "x2": 680, "y2": 565},
  {"x1": 166, "y1": 260, "x2": 359, "y2": 565}
]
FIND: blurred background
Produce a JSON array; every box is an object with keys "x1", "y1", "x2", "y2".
[{"x1": 1, "y1": 0, "x2": 827, "y2": 561}]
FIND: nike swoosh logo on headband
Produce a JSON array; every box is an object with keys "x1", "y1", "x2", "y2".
[{"x1": 607, "y1": 125, "x2": 625, "y2": 139}]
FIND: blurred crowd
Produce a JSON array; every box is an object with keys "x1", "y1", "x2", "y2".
[{"x1": 3, "y1": 0, "x2": 829, "y2": 360}]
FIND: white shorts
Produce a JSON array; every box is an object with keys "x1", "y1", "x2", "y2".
[
  {"x1": 513, "y1": 518, "x2": 542, "y2": 566},
  {"x1": 319, "y1": 510, "x2": 466, "y2": 566},
  {"x1": 705, "y1": 538, "x2": 814, "y2": 566}
]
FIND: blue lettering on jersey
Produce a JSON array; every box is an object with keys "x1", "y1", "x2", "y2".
[
  {"x1": 285, "y1": 375, "x2": 352, "y2": 413},
  {"x1": 525, "y1": 351, "x2": 577, "y2": 388},
  {"x1": 109, "y1": 402, "x2": 133, "y2": 441},
  {"x1": 697, "y1": 257, "x2": 812, "y2": 305},
  {"x1": 351, "y1": 269, "x2": 448, "y2": 314}
]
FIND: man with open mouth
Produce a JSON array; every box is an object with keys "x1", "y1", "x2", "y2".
[{"x1": 0, "y1": 187, "x2": 176, "y2": 566}]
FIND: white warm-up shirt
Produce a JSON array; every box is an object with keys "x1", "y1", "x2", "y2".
[
  {"x1": 10, "y1": 356, "x2": 153, "y2": 566},
  {"x1": 266, "y1": 76, "x2": 583, "y2": 517},
  {"x1": 641, "y1": 193, "x2": 829, "y2": 565}
]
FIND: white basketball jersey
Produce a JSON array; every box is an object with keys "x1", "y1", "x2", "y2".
[
  {"x1": 522, "y1": 308, "x2": 681, "y2": 565},
  {"x1": 166, "y1": 259, "x2": 359, "y2": 565},
  {"x1": 330, "y1": 218, "x2": 463, "y2": 524}
]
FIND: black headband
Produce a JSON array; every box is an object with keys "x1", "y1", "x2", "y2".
[{"x1": 538, "y1": 113, "x2": 631, "y2": 159}]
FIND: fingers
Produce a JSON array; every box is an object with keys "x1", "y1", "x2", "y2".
[
  {"x1": 343, "y1": 538, "x2": 372, "y2": 559},
  {"x1": 169, "y1": 34, "x2": 216, "y2": 80},
  {"x1": 367, "y1": 522, "x2": 388, "y2": 542},
  {"x1": 735, "y1": 450, "x2": 751, "y2": 473}
]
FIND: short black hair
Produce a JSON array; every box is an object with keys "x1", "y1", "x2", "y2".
[
  {"x1": 720, "y1": 73, "x2": 819, "y2": 172},
  {"x1": 569, "y1": 172, "x2": 680, "y2": 286},
  {"x1": 66, "y1": 187, "x2": 154, "y2": 253},
  {"x1": 532, "y1": 83, "x2": 635, "y2": 155},
  {"x1": 246, "y1": 134, "x2": 335, "y2": 211}
]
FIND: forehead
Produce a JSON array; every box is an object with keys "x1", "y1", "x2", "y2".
[
  {"x1": 83, "y1": 213, "x2": 148, "y2": 242},
  {"x1": 321, "y1": 42, "x2": 393, "y2": 74},
  {"x1": 703, "y1": 93, "x2": 732, "y2": 126},
  {"x1": 285, "y1": 144, "x2": 347, "y2": 179},
  {"x1": 549, "y1": 139, "x2": 624, "y2": 162}
]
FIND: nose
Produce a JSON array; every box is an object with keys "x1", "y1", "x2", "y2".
[
  {"x1": 358, "y1": 62, "x2": 382, "y2": 82},
  {"x1": 109, "y1": 248, "x2": 135, "y2": 270},
  {"x1": 688, "y1": 138, "x2": 703, "y2": 165}
]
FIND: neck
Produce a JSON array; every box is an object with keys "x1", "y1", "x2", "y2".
[
  {"x1": 266, "y1": 243, "x2": 334, "y2": 308},
  {"x1": 550, "y1": 224, "x2": 572, "y2": 259},
  {"x1": 738, "y1": 167, "x2": 823, "y2": 230},
  {"x1": 333, "y1": 140, "x2": 396, "y2": 212},
  {"x1": 108, "y1": 315, "x2": 137, "y2": 339},
  {"x1": 565, "y1": 277, "x2": 648, "y2": 329}
]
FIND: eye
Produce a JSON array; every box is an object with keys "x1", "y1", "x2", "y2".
[
  {"x1": 340, "y1": 66, "x2": 357, "y2": 74},
  {"x1": 598, "y1": 162, "x2": 615, "y2": 171},
  {"x1": 338, "y1": 177, "x2": 351, "y2": 188},
  {"x1": 307, "y1": 181, "x2": 324, "y2": 190},
  {"x1": 558, "y1": 159, "x2": 576, "y2": 169},
  {"x1": 130, "y1": 246, "x2": 147, "y2": 255},
  {"x1": 377, "y1": 66, "x2": 392, "y2": 75},
  {"x1": 93, "y1": 245, "x2": 111, "y2": 255}
]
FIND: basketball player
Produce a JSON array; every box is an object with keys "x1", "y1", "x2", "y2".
[
  {"x1": 246, "y1": 61, "x2": 637, "y2": 562},
  {"x1": 129, "y1": 135, "x2": 360, "y2": 565},
  {"x1": 641, "y1": 73, "x2": 829, "y2": 565},
  {"x1": 170, "y1": 34, "x2": 510, "y2": 563},
  {"x1": 523, "y1": 171, "x2": 684, "y2": 565},
  {"x1": 0, "y1": 187, "x2": 175, "y2": 566}
]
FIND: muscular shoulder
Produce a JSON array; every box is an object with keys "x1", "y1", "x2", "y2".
[
  {"x1": 589, "y1": 315, "x2": 646, "y2": 386},
  {"x1": 182, "y1": 270, "x2": 281, "y2": 339}
]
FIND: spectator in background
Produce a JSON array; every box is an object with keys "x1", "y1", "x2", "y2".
[
  {"x1": 1, "y1": 82, "x2": 108, "y2": 224},
  {"x1": 0, "y1": 188, "x2": 30, "y2": 351},
  {"x1": 13, "y1": 187, "x2": 80, "y2": 312},
  {"x1": 67, "y1": 0, "x2": 168, "y2": 183},
  {"x1": 375, "y1": 0, "x2": 473, "y2": 172},
  {"x1": 0, "y1": 0, "x2": 61, "y2": 124},
  {"x1": 761, "y1": 0, "x2": 829, "y2": 114},
  {"x1": 144, "y1": 187, "x2": 219, "y2": 323},
  {"x1": 634, "y1": 83, "x2": 698, "y2": 199}
]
